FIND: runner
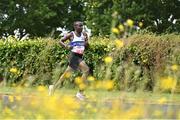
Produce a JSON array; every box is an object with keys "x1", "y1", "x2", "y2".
[{"x1": 49, "y1": 21, "x2": 89, "y2": 100}]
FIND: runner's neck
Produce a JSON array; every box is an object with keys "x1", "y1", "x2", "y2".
[{"x1": 74, "y1": 31, "x2": 82, "y2": 37}]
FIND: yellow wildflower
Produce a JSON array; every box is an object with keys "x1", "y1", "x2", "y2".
[
  {"x1": 95, "y1": 81, "x2": 103, "y2": 89},
  {"x1": 15, "y1": 86, "x2": 23, "y2": 93},
  {"x1": 10, "y1": 67, "x2": 18, "y2": 74},
  {"x1": 3, "y1": 107, "x2": 14, "y2": 116},
  {"x1": 37, "y1": 85, "x2": 46, "y2": 92},
  {"x1": 9, "y1": 95, "x2": 14, "y2": 102},
  {"x1": 79, "y1": 83, "x2": 86, "y2": 90},
  {"x1": 36, "y1": 114, "x2": 44, "y2": 120},
  {"x1": 111, "y1": 28, "x2": 119, "y2": 34},
  {"x1": 115, "y1": 39, "x2": 124, "y2": 48},
  {"x1": 87, "y1": 76, "x2": 95, "y2": 82},
  {"x1": 92, "y1": 108, "x2": 97, "y2": 113},
  {"x1": 12, "y1": 83, "x2": 16, "y2": 87},
  {"x1": 104, "y1": 56, "x2": 113, "y2": 63},
  {"x1": 126, "y1": 19, "x2": 134, "y2": 27},
  {"x1": 158, "y1": 97, "x2": 167, "y2": 104},
  {"x1": 103, "y1": 80, "x2": 114, "y2": 90},
  {"x1": 118, "y1": 24, "x2": 124, "y2": 32},
  {"x1": 62, "y1": 95, "x2": 79, "y2": 109},
  {"x1": 171, "y1": 64, "x2": 178, "y2": 71},
  {"x1": 126, "y1": 105, "x2": 144, "y2": 118},
  {"x1": 75, "y1": 77, "x2": 83, "y2": 85},
  {"x1": 24, "y1": 83, "x2": 29, "y2": 87},
  {"x1": 139, "y1": 22, "x2": 143, "y2": 27},
  {"x1": 160, "y1": 77, "x2": 177, "y2": 90}
]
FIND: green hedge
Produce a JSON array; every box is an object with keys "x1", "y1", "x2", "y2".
[
  {"x1": 111, "y1": 34, "x2": 180, "y2": 92},
  {"x1": 0, "y1": 34, "x2": 180, "y2": 92},
  {"x1": 0, "y1": 36, "x2": 110, "y2": 86}
]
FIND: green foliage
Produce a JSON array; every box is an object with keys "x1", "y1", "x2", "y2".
[
  {"x1": 84, "y1": 0, "x2": 180, "y2": 35},
  {"x1": 0, "y1": 0, "x2": 85, "y2": 37},
  {"x1": 1, "y1": 0, "x2": 179, "y2": 37},
  {"x1": 0, "y1": 36, "x2": 109, "y2": 86},
  {"x1": 0, "y1": 34, "x2": 180, "y2": 92},
  {"x1": 110, "y1": 33, "x2": 180, "y2": 92}
]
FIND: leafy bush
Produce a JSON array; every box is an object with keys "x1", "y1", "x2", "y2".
[
  {"x1": 0, "y1": 34, "x2": 179, "y2": 92},
  {"x1": 0, "y1": 36, "x2": 109, "y2": 86}
]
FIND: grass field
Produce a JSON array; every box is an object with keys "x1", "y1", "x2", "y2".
[
  {"x1": 0, "y1": 86, "x2": 180, "y2": 119},
  {"x1": 1, "y1": 86, "x2": 180, "y2": 102}
]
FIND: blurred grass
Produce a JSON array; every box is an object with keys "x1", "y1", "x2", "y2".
[
  {"x1": 0, "y1": 87, "x2": 179, "y2": 119},
  {"x1": 0, "y1": 87, "x2": 180, "y2": 103}
]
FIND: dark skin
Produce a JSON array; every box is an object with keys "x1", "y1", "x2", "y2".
[
  {"x1": 50, "y1": 21, "x2": 89, "y2": 95},
  {"x1": 59, "y1": 21, "x2": 89, "y2": 50}
]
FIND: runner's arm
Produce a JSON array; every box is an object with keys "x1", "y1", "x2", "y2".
[
  {"x1": 59, "y1": 33, "x2": 73, "y2": 50},
  {"x1": 83, "y1": 32, "x2": 89, "y2": 48}
]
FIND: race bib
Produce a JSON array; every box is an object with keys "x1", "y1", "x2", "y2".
[{"x1": 72, "y1": 46, "x2": 85, "y2": 54}]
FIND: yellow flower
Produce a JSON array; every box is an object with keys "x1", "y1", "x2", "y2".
[
  {"x1": 158, "y1": 97, "x2": 167, "y2": 104},
  {"x1": 126, "y1": 105, "x2": 144, "y2": 118},
  {"x1": 111, "y1": 28, "x2": 119, "y2": 34},
  {"x1": 171, "y1": 64, "x2": 178, "y2": 71},
  {"x1": 62, "y1": 95, "x2": 79, "y2": 109},
  {"x1": 115, "y1": 39, "x2": 124, "y2": 48},
  {"x1": 118, "y1": 24, "x2": 124, "y2": 32},
  {"x1": 92, "y1": 108, "x2": 97, "y2": 113},
  {"x1": 24, "y1": 83, "x2": 29, "y2": 87},
  {"x1": 36, "y1": 114, "x2": 44, "y2": 120},
  {"x1": 3, "y1": 107, "x2": 14, "y2": 116},
  {"x1": 9, "y1": 95, "x2": 14, "y2": 102},
  {"x1": 126, "y1": 19, "x2": 134, "y2": 27},
  {"x1": 79, "y1": 83, "x2": 86, "y2": 90},
  {"x1": 37, "y1": 85, "x2": 46, "y2": 92},
  {"x1": 87, "y1": 76, "x2": 95, "y2": 82},
  {"x1": 139, "y1": 22, "x2": 143, "y2": 27},
  {"x1": 160, "y1": 77, "x2": 177, "y2": 90},
  {"x1": 95, "y1": 81, "x2": 103, "y2": 89},
  {"x1": 103, "y1": 80, "x2": 114, "y2": 90},
  {"x1": 75, "y1": 77, "x2": 83, "y2": 85},
  {"x1": 15, "y1": 86, "x2": 23, "y2": 93},
  {"x1": 104, "y1": 56, "x2": 113, "y2": 63},
  {"x1": 10, "y1": 67, "x2": 18, "y2": 74},
  {"x1": 12, "y1": 83, "x2": 16, "y2": 87}
]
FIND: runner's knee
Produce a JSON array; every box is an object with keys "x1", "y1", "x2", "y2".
[{"x1": 82, "y1": 66, "x2": 89, "y2": 74}]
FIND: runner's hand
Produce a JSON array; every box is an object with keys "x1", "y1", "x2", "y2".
[{"x1": 66, "y1": 45, "x2": 73, "y2": 50}]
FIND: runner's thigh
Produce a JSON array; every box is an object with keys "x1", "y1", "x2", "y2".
[{"x1": 79, "y1": 61, "x2": 89, "y2": 72}]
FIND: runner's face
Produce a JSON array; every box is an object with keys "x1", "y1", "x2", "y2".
[{"x1": 74, "y1": 22, "x2": 83, "y2": 33}]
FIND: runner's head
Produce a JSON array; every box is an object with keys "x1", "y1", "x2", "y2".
[{"x1": 74, "y1": 21, "x2": 83, "y2": 33}]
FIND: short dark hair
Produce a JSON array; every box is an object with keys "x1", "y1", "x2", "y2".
[{"x1": 73, "y1": 21, "x2": 83, "y2": 26}]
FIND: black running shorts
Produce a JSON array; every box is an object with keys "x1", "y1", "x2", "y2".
[{"x1": 69, "y1": 52, "x2": 83, "y2": 70}]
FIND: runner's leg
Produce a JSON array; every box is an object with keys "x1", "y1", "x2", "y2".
[
  {"x1": 78, "y1": 60, "x2": 89, "y2": 92},
  {"x1": 49, "y1": 66, "x2": 73, "y2": 95},
  {"x1": 75, "y1": 60, "x2": 89, "y2": 100}
]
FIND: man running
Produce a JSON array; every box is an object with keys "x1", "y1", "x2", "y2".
[{"x1": 49, "y1": 21, "x2": 89, "y2": 100}]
